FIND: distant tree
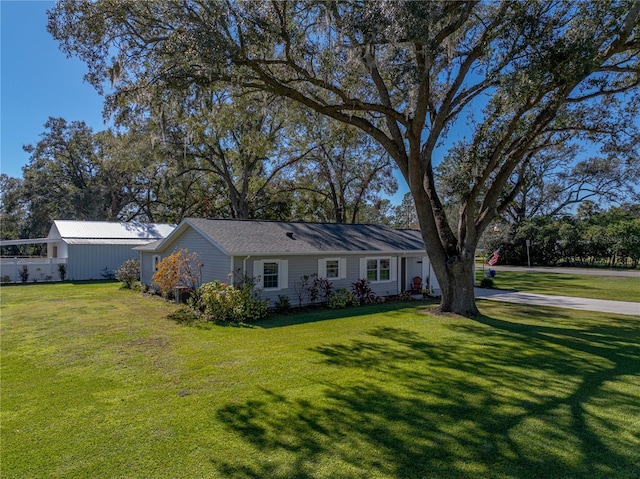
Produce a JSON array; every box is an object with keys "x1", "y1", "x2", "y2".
[
  {"x1": 0, "y1": 174, "x2": 26, "y2": 243},
  {"x1": 111, "y1": 81, "x2": 307, "y2": 220},
  {"x1": 284, "y1": 112, "x2": 397, "y2": 223},
  {"x1": 20, "y1": 118, "x2": 112, "y2": 237},
  {"x1": 96, "y1": 124, "x2": 224, "y2": 223},
  {"x1": 389, "y1": 193, "x2": 420, "y2": 229},
  {"x1": 485, "y1": 204, "x2": 640, "y2": 268}
]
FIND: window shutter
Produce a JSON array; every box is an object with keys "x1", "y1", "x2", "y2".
[
  {"x1": 318, "y1": 258, "x2": 326, "y2": 278},
  {"x1": 339, "y1": 258, "x2": 347, "y2": 279},
  {"x1": 253, "y1": 260, "x2": 264, "y2": 289},
  {"x1": 390, "y1": 257, "x2": 397, "y2": 281},
  {"x1": 359, "y1": 258, "x2": 366, "y2": 279},
  {"x1": 280, "y1": 260, "x2": 288, "y2": 289}
]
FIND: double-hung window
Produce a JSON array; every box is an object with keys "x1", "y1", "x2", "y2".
[
  {"x1": 262, "y1": 262, "x2": 279, "y2": 289},
  {"x1": 254, "y1": 260, "x2": 288, "y2": 290},
  {"x1": 318, "y1": 258, "x2": 346, "y2": 279},
  {"x1": 325, "y1": 260, "x2": 340, "y2": 279},
  {"x1": 366, "y1": 259, "x2": 378, "y2": 281},
  {"x1": 362, "y1": 257, "x2": 395, "y2": 282}
]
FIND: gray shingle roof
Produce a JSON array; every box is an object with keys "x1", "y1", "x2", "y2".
[{"x1": 142, "y1": 218, "x2": 425, "y2": 255}]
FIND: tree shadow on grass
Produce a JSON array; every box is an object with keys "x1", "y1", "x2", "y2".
[
  {"x1": 212, "y1": 310, "x2": 640, "y2": 478},
  {"x1": 257, "y1": 301, "x2": 425, "y2": 329}
]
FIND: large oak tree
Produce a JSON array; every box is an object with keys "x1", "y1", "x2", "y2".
[{"x1": 49, "y1": 0, "x2": 640, "y2": 315}]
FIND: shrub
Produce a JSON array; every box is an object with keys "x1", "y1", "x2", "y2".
[
  {"x1": 293, "y1": 274, "x2": 313, "y2": 308},
  {"x1": 115, "y1": 259, "x2": 140, "y2": 289},
  {"x1": 351, "y1": 278, "x2": 377, "y2": 304},
  {"x1": 57, "y1": 263, "x2": 66, "y2": 281},
  {"x1": 397, "y1": 290, "x2": 413, "y2": 301},
  {"x1": 152, "y1": 249, "x2": 203, "y2": 299},
  {"x1": 309, "y1": 276, "x2": 333, "y2": 304},
  {"x1": 191, "y1": 281, "x2": 240, "y2": 320},
  {"x1": 19, "y1": 265, "x2": 29, "y2": 283},
  {"x1": 232, "y1": 269, "x2": 259, "y2": 290},
  {"x1": 480, "y1": 277, "x2": 495, "y2": 288},
  {"x1": 240, "y1": 290, "x2": 269, "y2": 322},
  {"x1": 101, "y1": 267, "x2": 115, "y2": 280},
  {"x1": 327, "y1": 289, "x2": 357, "y2": 309},
  {"x1": 191, "y1": 281, "x2": 269, "y2": 323},
  {"x1": 1, "y1": 275, "x2": 10, "y2": 284},
  {"x1": 167, "y1": 307, "x2": 202, "y2": 325},
  {"x1": 275, "y1": 294, "x2": 291, "y2": 313},
  {"x1": 293, "y1": 274, "x2": 335, "y2": 307}
]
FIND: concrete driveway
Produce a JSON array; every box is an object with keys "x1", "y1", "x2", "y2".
[{"x1": 475, "y1": 288, "x2": 640, "y2": 317}]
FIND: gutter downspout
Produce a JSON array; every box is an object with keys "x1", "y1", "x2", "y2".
[
  {"x1": 139, "y1": 250, "x2": 144, "y2": 286},
  {"x1": 242, "y1": 255, "x2": 251, "y2": 279}
]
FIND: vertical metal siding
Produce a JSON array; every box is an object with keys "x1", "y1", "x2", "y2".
[{"x1": 66, "y1": 244, "x2": 140, "y2": 281}]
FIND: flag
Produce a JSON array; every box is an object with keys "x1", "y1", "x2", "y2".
[{"x1": 488, "y1": 248, "x2": 500, "y2": 266}]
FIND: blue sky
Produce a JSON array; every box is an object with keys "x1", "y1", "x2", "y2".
[{"x1": 1, "y1": 0, "x2": 108, "y2": 179}]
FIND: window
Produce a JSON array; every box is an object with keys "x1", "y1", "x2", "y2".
[
  {"x1": 153, "y1": 255, "x2": 161, "y2": 272},
  {"x1": 318, "y1": 258, "x2": 346, "y2": 279},
  {"x1": 325, "y1": 260, "x2": 339, "y2": 278},
  {"x1": 361, "y1": 257, "x2": 396, "y2": 282},
  {"x1": 379, "y1": 259, "x2": 390, "y2": 280},
  {"x1": 366, "y1": 259, "x2": 378, "y2": 281},
  {"x1": 254, "y1": 259, "x2": 288, "y2": 290},
  {"x1": 263, "y1": 262, "x2": 279, "y2": 289}
]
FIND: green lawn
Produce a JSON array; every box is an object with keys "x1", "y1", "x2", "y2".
[
  {"x1": 2, "y1": 282, "x2": 639, "y2": 478},
  {"x1": 477, "y1": 270, "x2": 640, "y2": 302}
]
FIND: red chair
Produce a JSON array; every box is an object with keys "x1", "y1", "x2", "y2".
[{"x1": 411, "y1": 276, "x2": 422, "y2": 293}]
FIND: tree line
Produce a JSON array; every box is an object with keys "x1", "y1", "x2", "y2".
[
  {"x1": 1, "y1": 105, "x2": 400, "y2": 245},
  {"x1": 483, "y1": 202, "x2": 640, "y2": 268}
]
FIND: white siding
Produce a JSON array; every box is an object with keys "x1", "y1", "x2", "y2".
[{"x1": 47, "y1": 240, "x2": 67, "y2": 259}]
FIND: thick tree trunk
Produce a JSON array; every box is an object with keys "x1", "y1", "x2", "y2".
[
  {"x1": 432, "y1": 255, "x2": 479, "y2": 317},
  {"x1": 409, "y1": 162, "x2": 481, "y2": 317}
]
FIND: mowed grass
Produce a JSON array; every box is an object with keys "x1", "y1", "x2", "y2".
[
  {"x1": 2, "y1": 282, "x2": 639, "y2": 478},
  {"x1": 477, "y1": 270, "x2": 640, "y2": 302}
]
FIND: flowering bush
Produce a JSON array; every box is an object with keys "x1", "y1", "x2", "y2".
[{"x1": 115, "y1": 259, "x2": 140, "y2": 289}]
